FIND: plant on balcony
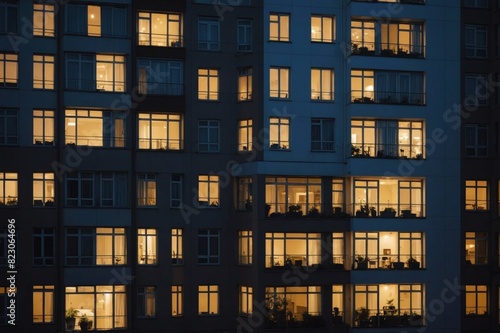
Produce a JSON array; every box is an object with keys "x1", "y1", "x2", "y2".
[
  {"x1": 356, "y1": 255, "x2": 369, "y2": 270},
  {"x1": 286, "y1": 204, "x2": 302, "y2": 217},
  {"x1": 354, "y1": 307, "x2": 370, "y2": 327},
  {"x1": 332, "y1": 307, "x2": 343, "y2": 326},
  {"x1": 369, "y1": 206, "x2": 377, "y2": 217},
  {"x1": 356, "y1": 204, "x2": 369, "y2": 217},
  {"x1": 307, "y1": 206, "x2": 320, "y2": 217},
  {"x1": 302, "y1": 312, "x2": 325, "y2": 328},
  {"x1": 409, "y1": 312, "x2": 423, "y2": 326},
  {"x1": 407, "y1": 257, "x2": 420, "y2": 269},
  {"x1": 45, "y1": 199, "x2": 54, "y2": 207},
  {"x1": 264, "y1": 293, "x2": 287, "y2": 328},
  {"x1": 78, "y1": 314, "x2": 93, "y2": 331},
  {"x1": 380, "y1": 207, "x2": 396, "y2": 218},
  {"x1": 65, "y1": 307, "x2": 78, "y2": 331},
  {"x1": 6, "y1": 197, "x2": 17, "y2": 206},
  {"x1": 415, "y1": 153, "x2": 423, "y2": 160},
  {"x1": 265, "y1": 203, "x2": 271, "y2": 217}
]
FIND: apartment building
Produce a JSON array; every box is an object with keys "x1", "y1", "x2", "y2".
[{"x1": 0, "y1": 0, "x2": 462, "y2": 332}]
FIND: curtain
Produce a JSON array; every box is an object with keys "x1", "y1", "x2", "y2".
[
  {"x1": 114, "y1": 8, "x2": 126, "y2": 37},
  {"x1": 115, "y1": 173, "x2": 127, "y2": 207},
  {"x1": 81, "y1": 57, "x2": 94, "y2": 91},
  {"x1": 411, "y1": 24, "x2": 422, "y2": 54},
  {"x1": 410, "y1": 73, "x2": 423, "y2": 104},
  {"x1": 66, "y1": 5, "x2": 86, "y2": 34},
  {"x1": 101, "y1": 6, "x2": 112, "y2": 36}
]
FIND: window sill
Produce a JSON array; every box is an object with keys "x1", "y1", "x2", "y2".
[
  {"x1": 311, "y1": 40, "x2": 335, "y2": 44},
  {"x1": 310, "y1": 98, "x2": 335, "y2": 103}
]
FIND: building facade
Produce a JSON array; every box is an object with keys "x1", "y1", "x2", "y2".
[{"x1": 0, "y1": 0, "x2": 465, "y2": 332}]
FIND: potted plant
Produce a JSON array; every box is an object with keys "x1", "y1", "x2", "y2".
[
  {"x1": 392, "y1": 261, "x2": 405, "y2": 270},
  {"x1": 354, "y1": 307, "x2": 370, "y2": 327},
  {"x1": 286, "y1": 204, "x2": 302, "y2": 217},
  {"x1": 307, "y1": 206, "x2": 320, "y2": 217},
  {"x1": 409, "y1": 312, "x2": 423, "y2": 326},
  {"x1": 6, "y1": 197, "x2": 17, "y2": 206},
  {"x1": 265, "y1": 203, "x2": 271, "y2": 217},
  {"x1": 44, "y1": 199, "x2": 54, "y2": 207},
  {"x1": 356, "y1": 204, "x2": 369, "y2": 217},
  {"x1": 407, "y1": 257, "x2": 420, "y2": 269},
  {"x1": 380, "y1": 207, "x2": 396, "y2": 218},
  {"x1": 78, "y1": 314, "x2": 93, "y2": 331},
  {"x1": 65, "y1": 307, "x2": 78, "y2": 331},
  {"x1": 356, "y1": 255, "x2": 369, "y2": 270},
  {"x1": 369, "y1": 206, "x2": 377, "y2": 217}
]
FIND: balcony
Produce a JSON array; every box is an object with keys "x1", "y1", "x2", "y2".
[
  {"x1": 351, "y1": 143, "x2": 424, "y2": 160},
  {"x1": 353, "y1": 254, "x2": 424, "y2": 270},
  {"x1": 350, "y1": 90, "x2": 425, "y2": 105},
  {"x1": 351, "y1": 42, "x2": 425, "y2": 59},
  {"x1": 351, "y1": 0, "x2": 425, "y2": 3},
  {"x1": 352, "y1": 203, "x2": 424, "y2": 218}
]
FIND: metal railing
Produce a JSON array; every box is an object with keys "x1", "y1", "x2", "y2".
[
  {"x1": 351, "y1": 203, "x2": 424, "y2": 218},
  {"x1": 351, "y1": 42, "x2": 425, "y2": 58},
  {"x1": 138, "y1": 138, "x2": 183, "y2": 150},
  {"x1": 351, "y1": 90, "x2": 425, "y2": 105},
  {"x1": 351, "y1": 143, "x2": 424, "y2": 159},
  {"x1": 352, "y1": 254, "x2": 425, "y2": 270},
  {"x1": 138, "y1": 82, "x2": 184, "y2": 95}
]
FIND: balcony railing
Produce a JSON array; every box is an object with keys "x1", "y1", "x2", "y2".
[
  {"x1": 351, "y1": 143, "x2": 424, "y2": 159},
  {"x1": 138, "y1": 34, "x2": 184, "y2": 48},
  {"x1": 351, "y1": 42, "x2": 425, "y2": 58},
  {"x1": 351, "y1": 0, "x2": 425, "y2": 4},
  {"x1": 138, "y1": 82, "x2": 184, "y2": 96},
  {"x1": 354, "y1": 308, "x2": 424, "y2": 328},
  {"x1": 266, "y1": 254, "x2": 322, "y2": 268},
  {"x1": 65, "y1": 136, "x2": 125, "y2": 147},
  {"x1": 351, "y1": 203, "x2": 424, "y2": 218},
  {"x1": 352, "y1": 254, "x2": 425, "y2": 270},
  {"x1": 138, "y1": 138, "x2": 183, "y2": 150},
  {"x1": 351, "y1": 90, "x2": 425, "y2": 105}
]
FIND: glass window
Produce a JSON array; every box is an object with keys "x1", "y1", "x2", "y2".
[
  {"x1": 33, "y1": 109, "x2": 55, "y2": 145},
  {"x1": 311, "y1": 15, "x2": 334, "y2": 43},
  {"x1": 351, "y1": 21, "x2": 376, "y2": 54},
  {"x1": 198, "y1": 120, "x2": 220, "y2": 152},
  {"x1": 270, "y1": 67, "x2": 289, "y2": 98},
  {"x1": 0, "y1": 1, "x2": 17, "y2": 34},
  {"x1": 332, "y1": 285, "x2": 344, "y2": 325},
  {"x1": 171, "y1": 174, "x2": 183, "y2": 208},
  {"x1": 311, "y1": 68, "x2": 334, "y2": 100},
  {"x1": 465, "y1": 232, "x2": 488, "y2": 265},
  {"x1": 265, "y1": 286, "x2": 321, "y2": 325},
  {"x1": 137, "y1": 173, "x2": 156, "y2": 207},
  {"x1": 33, "y1": 285, "x2": 54, "y2": 323},
  {"x1": 465, "y1": 74, "x2": 488, "y2": 106},
  {"x1": 66, "y1": 172, "x2": 127, "y2": 207},
  {"x1": 237, "y1": 19, "x2": 252, "y2": 52},
  {"x1": 238, "y1": 231, "x2": 252, "y2": 265},
  {"x1": 198, "y1": 229, "x2": 220, "y2": 264},
  {"x1": 33, "y1": 3, "x2": 55, "y2": 37},
  {"x1": 65, "y1": 285, "x2": 126, "y2": 329},
  {"x1": 332, "y1": 233, "x2": 345, "y2": 267},
  {"x1": 138, "y1": 59, "x2": 183, "y2": 95},
  {"x1": 269, "y1": 13, "x2": 290, "y2": 42},
  {"x1": 33, "y1": 228, "x2": 55, "y2": 266},
  {"x1": 198, "y1": 17, "x2": 220, "y2": 51},
  {"x1": 238, "y1": 68, "x2": 253, "y2": 101},
  {"x1": 33, "y1": 172, "x2": 55, "y2": 207},
  {"x1": 0, "y1": 172, "x2": 17, "y2": 206},
  {"x1": 465, "y1": 180, "x2": 489, "y2": 211},
  {"x1": 311, "y1": 118, "x2": 334, "y2": 151},
  {"x1": 137, "y1": 287, "x2": 156, "y2": 318},
  {"x1": 198, "y1": 175, "x2": 219, "y2": 208},
  {"x1": 240, "y1": 286, "x2": 253, "y2": 315},
  {"x1": 269, "y1": 117, "x2": 290, "y2": 150},
  {"x1": 237, "y1": 177, "x2": 252, "y2": 211},
  {"x1": 465, "y1": 25, "x2": 487, "y2": 58},
  {"x1": 198, "y1": 285, "x2": 219, "y2": 315},
  {"x1": 172, "y1": 228, "x2": 183, "y2": 264},
  {"x1": 465, "y1": 124, "x2": 488, "y2": 157},
  {"x1": 465, "y1": 285, "x2": 488, "y2": 315},
  {"x1": 66, "y1": 4, "x2": 126, "y2": 37},
  {"x1": 332, "y1": 179, "x2": 344, "y2": 214},
  {"x1": 266, "y1": 177, "x2": 321, "y2": 216},
  {"x1": 265, "y1": 233, "x2": 321, "y2": 268},
  {"x1": 198, "y1": 68, "x2": 219, "y2": 100},
  {"x1": 138, "y1": 113, "x2": 182, "y2": 150},
  {"x1": 172, "y1": 286, "x2": 183, "y2": 316},
  {"x1": 465, "y1": 0, "x2": 488, "y2": 7},
  {"x1": 0, "y1": 109, "x2": 18, "y2": 145},
  {"x1": 138, "y1": 228, "x2": 157, "y2": 265},
  {"x1": 138, "y1": 12, "x2": 183, "y2": 47},
  {"x1": 238, "y1": 119, "x2": 253, "y2": 151},
  {"x1": 96, "y1": 55, "x2": 125, "y2": 92},
  {"x1": 0, "y1": 53, "x2": 18, "y2": 87}
]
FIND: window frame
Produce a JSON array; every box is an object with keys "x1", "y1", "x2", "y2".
[
  {"x1": 198, "y1": 229, "x2": 220, "y2": 265},
  {"x1": 33, "y1": 3, "x2": 55, "y2": 37},
  {"x1": 138, "y1": 228, "x2": 157, "y2": 265},
  {"x1": 465, "y1": 232, "x2": 488, "y2": 265},
  {"x1": 311, "y1": 118, "x2": 334, "y2": 151},
  {"x1": 170, "y1": 174, "x2": 183, "y2": 208},
  {"x1": 198, "y1": 120, "x2": 220, "y2": 152},
  {"x1": 137, "y1": 11, "x2": 183, "y2": 47},
  {"x1": 465, "y1": 25, "x2": 488, "y2": 58},
  {"x1": 0, "y1": 172, "x2": 18, "y2": 206},
  {"x1": 33, "y1": 285, "x2": 54, "y2": 323},
  {"x1": 33, "y1": 172, "x2": 55, "y2": 207},
  {"x1": 137, "y1": 286, "x2": 156, "y2": 318},
  {"x1": 465, "y1": 180, "x2": 489, "y2": 211},
  {"x1": 198, "y1": 68, "x2": 219, "y2": 101},
  {"x1": 33, "y1": 228, "x2": 55, "y2": 266},
  {"x1": 33, "y1": 109, "x2": 55, "y2": 146},
  {"x1": 137, "y1": 113, "x2": 183, "y2": 150},
  {"x1": 237, "y1": 19, "x2": 252, "y2": 52},
  {"x1": 238, "y1": 230, "x2": 252, "y2": 265},
  {"x1": 269, "y1": 67, "x2": 290, "y2": 99},
  {"x1": 238, "y1": 67, "x2": 253, "y2": 101},
  {"x1": 311, "y1": 15, "x2": 334, "y2": 43},
  {"x1": 238, "y1": 119, "x2": 253, "y2": 152},
  {"x1": 172, "y1": 286, "x2": 183, "y2": 317},
  {"x1": 269, "y1": 117, "x2": 290, "y2": 150},
  {"x1": 465, "y1": 285, "x2": 488, "y2": 315},
  {"x1": 198, "y1": 17, "x2": 220, "y2": 51},
  {"x1": 198, "y1": 285, "x2": 219, "y2": 315},
  {"x1": 172, "y1": 228, "x2": 183, "y2": 264},
  {"x1": 269, "y1": 13, "x2": 290, "y2": 42},
  {"x1": 311, "y1": 68, "x2": 334, "y2": 101},
  {"x1": 0, "y1": 108, "x2": 18, "y2": 145},
  {"x1": 137, "y1": 173, "x2": 157, "y2": 207},
  {"x1": 465, "y1": 124, "x2": 488, "y2": 157},
  {"x1": 138, "y1": 58, "x2": 184, "y2": 96},
  {"x1": 0, "y1": 53, "x2": 18, "y2": 87}
]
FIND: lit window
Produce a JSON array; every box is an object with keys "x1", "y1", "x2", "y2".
[
  {"x1": 198, "y1": 69, "x2": 219, "y2": 100},
  {"x1": 265, "y1": 286, "x2": 321, "y2": 323},
  {"x1": 33, "y1": 228, "x2": 55, "y2": 266},
  {"x1": 65, "y1": 109, "x2": 126, "y2": 147},
  {"x1": 66, "y1": 4, "x2": 126, "y2": 37},
  {"x1": 137, "y1": 287, "x2": 156, "y2": 318},
  {"x1": 66, "y1": 172, "x2": 127, "y2": 208},
  {"x1": 0, "y1": 53, "x2": 18, "y2": 87},
  {"x1": 464, "y1": 74, "x2": 488, "y2": 106},
  {"x1": 238, "y1": 231, "x2": 252, "y2": 265},
  {"x1": 138, "y1": 228, "x2": 157, "y2": 265},
  {"x1": 0, "y1": 1, "x2": 17, "y2": 34},
  {"x1": 270, "y1": 67, "x2": 289, "y2": 98},
  {"x1": 198, "y1": 229, "x2": 220, "y2": 264},
  {"x1": 354, "y1": 232, "x2": 424, "y2": 269},
  {"x1": 269, "y1": 117, "x2": 290, "y2": 150},
  {"x1": 198, "y1": 285, "x2": 219, "y2": 315},
  {"x1": 465, "y1": 232, "x2": 488, "y2": 265},
  {"x1": 354, "y1": 284, "x2": 423, "y2": 327},
  {"x1": 240, "y1": 286, "x2": 253, "y2": 315},
  {"x1": 269, "y1": 13, "x2": 289, "y2": 42},
  {"x1": 238, "y1": 119, "x2": 253, "y2": 151},
  {"x1": 311, "y1": 118, "x2": 334, "y2": 151},
  {"x1": 33, "y1": 4, "x2": 55, "y2": 37},
  {"x1": 354, "y1": 179, "x2": 424, "y2": 218},
  {"x1": 33, "y1": 285, "x2": 54, "y2": 323},
  {"x1": 311, "y1": 15, "x2": 334, "y2": 43},
  {"x1": 172, "y1": 286, "x2": 183, "y2": 317},
  {"x1": 172, "y1": 228, "x2": 183, "y2": 264},
  {"x1": 351, "y1": 21, "x2": 375, "y2": 53},
  {"x1": 0, "y1": 172, "x2": 17, "y2": 206},
  {"x1": 33, "y1": 109, "x2": 54, "y2": 145},
  {"x1": 33, "y1": 172, "x2": 54, "y2": 207},
  {"x1": 332, "y1": 285, "x2": 344, "y2": 326},
  {"x1": 237, "y1": 177, "x2": 252, "y2": 211},
  {"x1": 65, "y1": 285, "x2": 126, "y2": 329},
  {"x1": 96, "y1": 55, "x2": 125, "y2": 92},
  {"x1": 238, "y1": 68, "x2": 253, "y2": 101},
  {"x1": 171, "y1": 174, "x2": 183, "y2": 208},
  {"x1": 311, "y1": 68, "x2": 334, "y2": 100},
  {"x1": 465, "y1": 25, "x2": 487, "y2": 58},
  {"x1": 266, "y1": 177, "x2": 322, "y2": 216},
  {"x1": 351, "y1": 69, "x2": 424, "y2": 105},
  {"x1": 138, "y1": 59, "x2": 183, "y2": 95},
  {"x1": 198, "y1": 175, "x2": 219, "y2": 208},
  {"x1": 138, "y1": 12, "x2": 183, "y2": 47},
  {"x1": 198, "y1": 120, "x2": 220, "y2": 152},
  {"x1": 137, "y1": 173, "x2": 156, "y2": 207},
  {"x1": 465, "y1": 124, "x2": 488, "y2": 157},
  {"x1": 33, "y1": 54, "x2": 54, "y2": 90},
  {"x1": 198, "y1": 17, "x2": 220, "y2": 51},
  {"x1": 351, "y1": 120, "x2": 424, "y2": 159},
  {"x1": 0, "y1": 108, "x2": 18, "y2": 145},
  {"x1": 465, "y1": 285, "x2": 488, "y2": 315},
  {"x1": 237, "y1": 19, "x2": 252, "y2": 52},
  {"x1": 332, "y1": 179, "x2": 344, "y2": 214},
  {"x1": 332, "y1": 233, "x2": 345, "y2": 267},
  {"x1": 265, "y1": 233, "x2": 321, "y2": 268},
  {"x1": 138, "y1": 113, "x2": 183, "y2": 150},
  {"x1": 465, "y1": 180, "x2": 489, "y2": 211}
]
